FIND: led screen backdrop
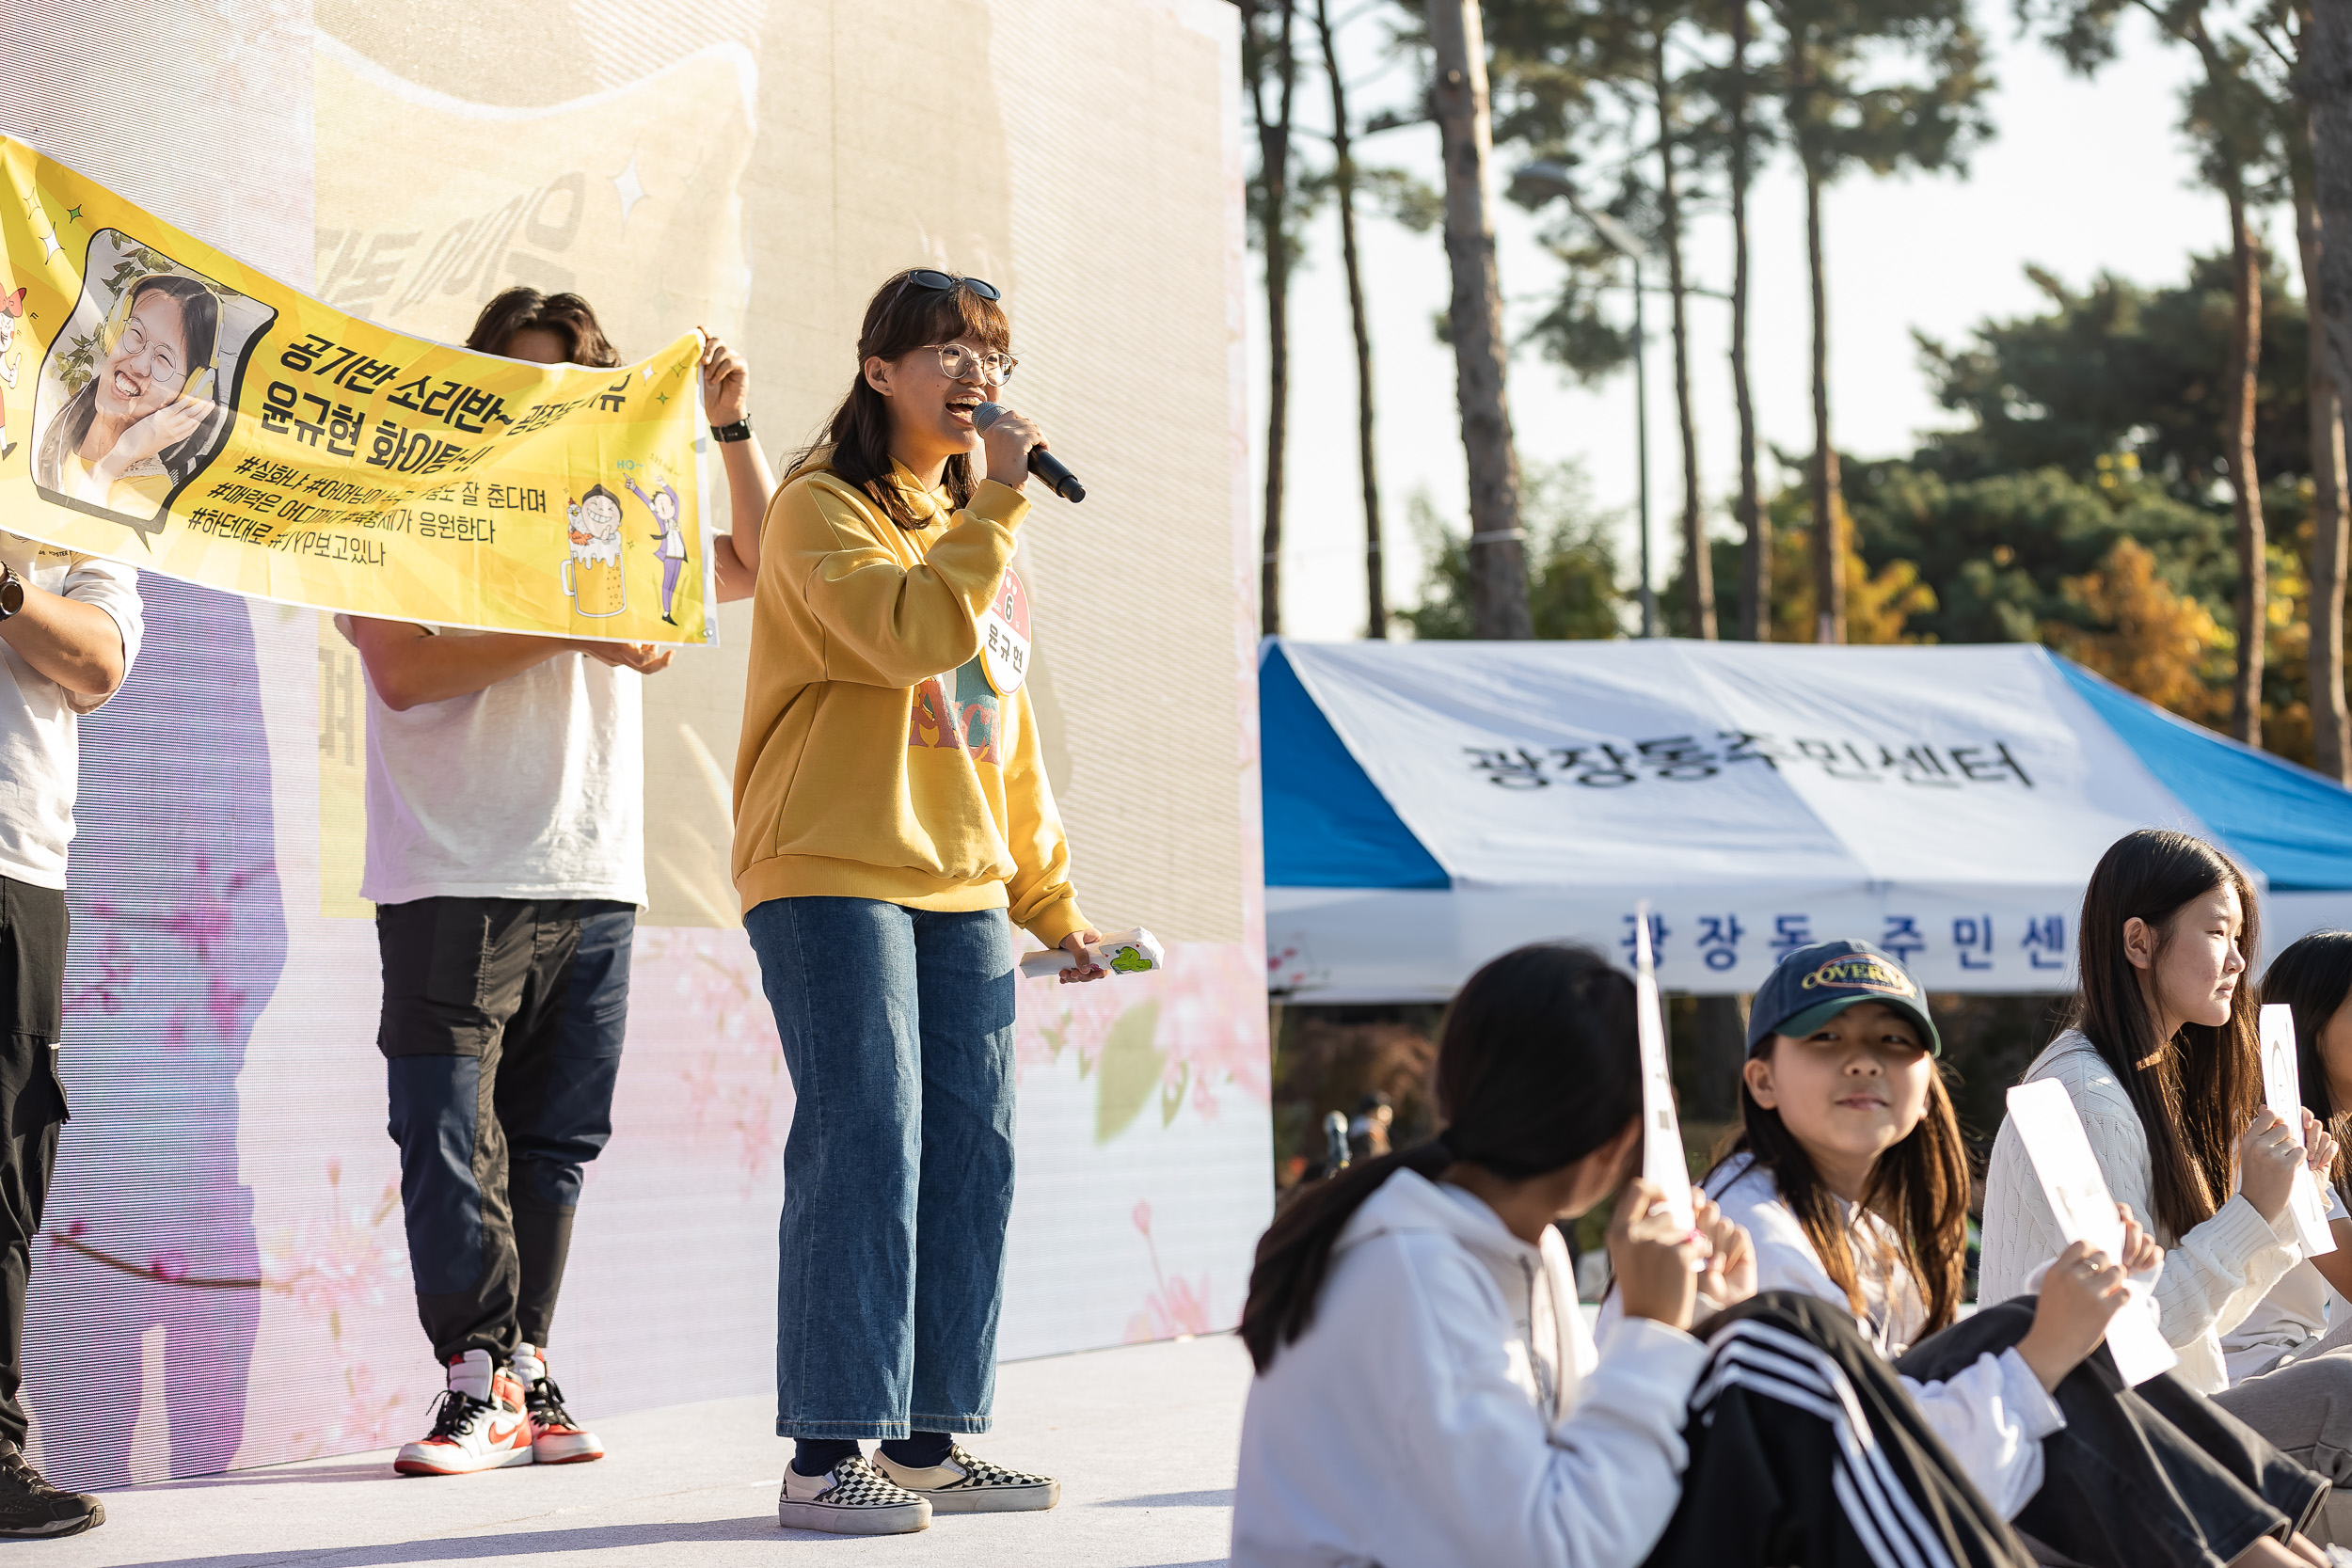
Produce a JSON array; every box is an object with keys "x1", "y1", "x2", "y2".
[{"x1": 0, "y1": 0, "x2": 1266, "y2": 1489}]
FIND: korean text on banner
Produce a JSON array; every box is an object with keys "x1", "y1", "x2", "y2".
[
  {"x1": 2004, "y1": 1080, "x2": 2179, "y2": 1386},
  {"x1": 1633, "y1": 904, "x2": 1695, "y2": 1231},
  {"x1": 0, "y1": 137, "x2": 714, "y2": 644},
  {"x1": 2258, "y1": 1005, "x2": 2337, "y2": 1259}
]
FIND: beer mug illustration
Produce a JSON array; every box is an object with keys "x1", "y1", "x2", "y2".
[{"x1": 563, "y1": 485, "x2": 628, "y2": 618}]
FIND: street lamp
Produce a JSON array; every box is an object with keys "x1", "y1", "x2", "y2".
[{"x1": 1515, "y1": 160, "x2": 1658, "y2": 639}]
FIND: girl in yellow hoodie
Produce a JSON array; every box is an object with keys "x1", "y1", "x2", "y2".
[{"x1": 736, "y1": 269, "x2": 1104, "y2": 1537}]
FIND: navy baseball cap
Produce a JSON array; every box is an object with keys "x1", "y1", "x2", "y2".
[{"x1": 1746, "y1": 939, "x2": 1941, "y2": 1057}]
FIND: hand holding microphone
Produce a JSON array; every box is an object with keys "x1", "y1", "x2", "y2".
[{"x1": 975, "y1": 402, "x2": 1085, "y2": 502}]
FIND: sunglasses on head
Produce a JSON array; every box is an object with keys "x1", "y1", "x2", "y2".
[{"x1": 897, "y1": 268, "x2": 1002, "y2": 303}]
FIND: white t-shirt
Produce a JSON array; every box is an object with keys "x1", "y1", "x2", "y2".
[
  {"x1": 338, "y1": 619, "x2": 644, "y2": 906},
  {"x1": 0, "y1": 533, "x2": 141, "y2": 890}
]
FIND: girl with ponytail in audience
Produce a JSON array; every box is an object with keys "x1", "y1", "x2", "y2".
[
  {"x1": 1677, "y1": 936, "x2": 2335, "y2": 1567},
  {"x1": 1982, "y1": 831, "x2": 2352, "y2": 1546},
  {"x1": 1232, "y1": 942, "x2": 2035, "y2": 1568}
]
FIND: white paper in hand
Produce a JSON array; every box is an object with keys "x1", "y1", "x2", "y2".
[
  {"x1": 1632, "y1": 905, "x2": 1695, "y2": 1232},
  {"x1": 2259, "y1": 1004, "x2": 2337, "y2": 1259},
  {"x1": 2005, "y1": 1080, "x2": 2177, "y2": 1385}
]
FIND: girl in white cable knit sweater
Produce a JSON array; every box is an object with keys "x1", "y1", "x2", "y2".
[{"x1": 1980, "y1": 829, "x2": 2352, "y2": 1546}]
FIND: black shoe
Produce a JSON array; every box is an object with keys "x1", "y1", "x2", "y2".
[{"x1": 0, "y1": 1443, "x2": 103, "y2": 1538}]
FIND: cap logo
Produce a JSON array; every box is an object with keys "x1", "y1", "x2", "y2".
[{"x1": 1799, "y1": 956, "x2": 1914, "y2": 998}]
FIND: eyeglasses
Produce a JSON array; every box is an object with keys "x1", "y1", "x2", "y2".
[
  {"x1": 117, "y1": 317, "x2": 187, "y2": 389},
  {"x1": 924, "y1": 343, "x2": 1018, "y2": 385}
]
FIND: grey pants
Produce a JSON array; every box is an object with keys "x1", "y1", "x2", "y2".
[{"x1": 2211, "y1": 1310, "x2": 2352, "y2": 1546}]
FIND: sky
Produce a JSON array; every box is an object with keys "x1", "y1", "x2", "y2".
[{"x1": 1253, "y1": 4, "x2": 2226, "y2": 640}]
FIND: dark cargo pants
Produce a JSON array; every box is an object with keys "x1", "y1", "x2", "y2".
[{"x1": 376, "y1": 896, "x2": 632, "y2": 1363}]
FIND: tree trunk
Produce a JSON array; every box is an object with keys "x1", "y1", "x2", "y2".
[
  {"x1": 2301, "y1": 171, "x2": 2351, "y2": 782},
  {"x1": 1729, "y1": 0, "x2": 1766, "y2": 641},
  {"x1": 1427, "y1": 0, "x2": 1532, "y2": 639},
  {"x1": 2223, "y1": 173, "x2": 2266, "y2": 746},
  {"x1": 1317, "y1": 0, "x2": 1388, "y2": 640},
  {"x1": 1657, "y1": 27, "x2": 1712, "y2": 640},
  {"x1": 1255, "y1": 0, "x2": 1298, "y2": 640},
  {"x1": 1801, "y1": 100, "x2": 1843, "y2": 642},
  {"x1": 2305, "y1": 0, "x2": 2352, "y2": 778}
]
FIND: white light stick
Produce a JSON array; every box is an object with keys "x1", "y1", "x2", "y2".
[
  {"x1": 2259, "y1": 1004, "x2": 2337, "y2": 1259},
  {"x1": 2005, "y1": 1079, "x2": 2178, "y2": 1386},
  {"x1": 1018, "y1": 927, "x2": 1166, "y2": 980},
  {"x1": 1632, "y1": 903, "x2": 1695, "y2": 1232}
]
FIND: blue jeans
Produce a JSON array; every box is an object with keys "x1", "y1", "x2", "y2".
[{"x1": 746, "y1": 896, "x2": 1018, "y2": 1440}]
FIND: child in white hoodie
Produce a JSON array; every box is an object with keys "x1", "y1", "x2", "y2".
[
  {"x1": 1687, "y1": 935, "x2": 2334, "y2": 1568},
  {"x1": 1231, "y1": 942, "x2": 2032, "y2": 1568}
]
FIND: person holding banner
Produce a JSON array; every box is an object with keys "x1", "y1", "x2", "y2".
[
  {"x1": 0, "y1": 533, "x2": 142, "y2": 1537},
  {"x1": 1232, "y1": 942, "x2": 2033, "y2": 1568},
  {"x1": 1982, "y1": 830, "x2": 2352, "y2": 1546},
  {"x1": 1670, "y1": 937, "x2": 2337, "y2": 1568},
  {"x1": 347, "y1": 287, "x2": 775, "y2": 1479},
  {"x1": 734, "y1": 268, "x2": 1107, "y2": 1536}
]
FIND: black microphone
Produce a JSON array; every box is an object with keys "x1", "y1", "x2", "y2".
[{"x1": 973, "y1": 403, "x2": 1085, "y2": 502}]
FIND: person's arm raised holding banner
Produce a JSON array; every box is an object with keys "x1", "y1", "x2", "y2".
[{"x1": 343, "y1": 287, "x2": 757, "y2": 1484}]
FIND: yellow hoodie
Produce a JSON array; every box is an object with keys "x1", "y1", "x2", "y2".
[{"x1": 731, "y1": 453, "x2": 1088, "y2": 947}]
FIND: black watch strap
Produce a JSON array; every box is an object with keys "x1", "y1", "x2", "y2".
[
  {"x1": 710, "y1": 420, "x2": 753, "y2": 444},
  {"x1": 0, "y1": 564, "x2": 23, "y2": 622}
]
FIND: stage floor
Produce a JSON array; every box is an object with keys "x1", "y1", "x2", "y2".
[{"x1": 40, "y1": 1335, "x2": 1248, "y2": 1567}]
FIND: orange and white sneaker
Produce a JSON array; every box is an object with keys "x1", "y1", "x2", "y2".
[
  {"x1": 393, "y1": 1349, "x2": 533, "y2": 1476},
  {"x1": 514, "y1": 1342, "x2": 605, "y2": 1465}
]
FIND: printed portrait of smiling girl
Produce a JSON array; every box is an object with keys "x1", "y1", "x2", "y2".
[{"x1": 35, "y1": 271, "x2": 223, "y2": 524}]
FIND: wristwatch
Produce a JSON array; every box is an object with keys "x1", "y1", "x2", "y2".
[
  {"x1": 0, "y1": 564, "x2": 24, "y2": 622},
  {"x1": 710, "y1": 420, "x2": 753, "y2": 444}
]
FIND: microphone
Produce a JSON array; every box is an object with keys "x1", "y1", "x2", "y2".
[{"x1": 973, "y1": 403, "x2": 1086, "y2": 502}]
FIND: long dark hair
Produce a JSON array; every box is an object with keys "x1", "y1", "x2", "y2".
[
  {"x1": 40, "y1": 273, "x2": 225, "y2": 499},
  {"x1": 1721, "y1": 1037, "x2": 1971, "y2": 1334},
  {"x1": 1239, "y1": 943, "x2": 1642, "y2": 1374},
  {"x1": 466, "y1": 287, "x2": 621, "y2": 367},
  {"x1": 2259, "y1": 930, "x2": 2352, "y2": 1205},
  {"x1": 2068, "y1": 829, "x2": 2262, "y2": 1241},
  {"x1": 791, "y1": 270, "x2": 1012, "y2": 531}
]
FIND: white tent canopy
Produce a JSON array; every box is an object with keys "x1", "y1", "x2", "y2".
[{"x1": 1261, "y1": 639, "x2": 2352, "y2": 1002}]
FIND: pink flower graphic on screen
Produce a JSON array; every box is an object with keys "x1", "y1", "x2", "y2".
[
  {"x1": 1123, "y1": 1199, "x2": 1215, "y2": 1343},
  {"x1": 642, "y1": 929, "x2": 785, "y2": 1192},
  {"x1": 1013, "y1": 941, "x2": 1269, "y2": 1121}
]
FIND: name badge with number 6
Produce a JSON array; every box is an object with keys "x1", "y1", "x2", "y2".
[{"x1": 979, "y1": 567, "x2": 1032, "y2": 696}]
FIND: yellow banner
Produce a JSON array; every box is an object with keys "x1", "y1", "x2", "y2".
[{"x1": 0, "y1": 136, "x2": 712, "y2": 644}]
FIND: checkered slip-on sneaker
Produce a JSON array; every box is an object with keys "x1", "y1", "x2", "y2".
[
  {"x1": 872, "y1": 1445, "x2": 1061, "y2": 1513},
  {"x1": 777, "y1": 1452, "x2": 931, "y2": 1535}
]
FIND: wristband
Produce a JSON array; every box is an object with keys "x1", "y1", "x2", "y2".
[{"x1": 710, "y1": 420, "x2": 752, "y2": 444}]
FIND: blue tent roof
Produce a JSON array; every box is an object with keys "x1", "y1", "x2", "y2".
[
  {"x1": 2052, "y1": 656, "x2": 2352, "y2": 892},
  {"x1": 1262, "y1": 638, "x2": 2352, "y2": 895},
  {"x1": 1260, "y1": 641, "x2": 1446, "y2": 888}
]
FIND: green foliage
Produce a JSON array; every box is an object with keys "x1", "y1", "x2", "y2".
[
  {"x1": 1779, "y1": 0, "x2": 1994, "y2": 188},
  {"x1": 1912, "y1": 257, "x2": 2310, "y2": 500},
  {"x1": 1401, "y1": 460, "x2": 1627, "y2": 640},
  {"x1": 1843, "y1": 459, "x2": 2235, "y2": 647}
]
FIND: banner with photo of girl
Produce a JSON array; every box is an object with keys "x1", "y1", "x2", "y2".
[{"x1": 0, "y1": 136, "x2": 715, "y2": 643}]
